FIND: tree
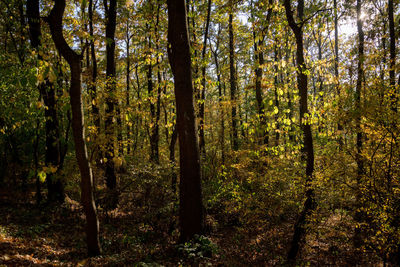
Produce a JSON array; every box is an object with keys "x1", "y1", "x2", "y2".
[
  {"x1": 388, "y1": 0, "x2": 396, "y2": 112},
  {"x1": 284, "y1": 0, "x2": 316, "y2": 261},
  {"x1": 251, "y1": 0, "x2": 273, "y2": 145},
  {"x1": 198, "y1": 0, "x2": 211, "y2": 156},
  {"x1": 104, "y1": 0, "x2": 118, "y2": 206},
  {"x1": 47, "y1": 0, "x2": 101, "y2": 256},
  {"x1": 353, "y1": 0, "x2": 365, "y2": 248},
  {"x1": 166, "y1": 0, "x2": 204, "y2": 242},
  {"x1": 27, "y1": 0, "x2": 64, "y2": 203},
  {"x1": 88, "y1": 0, "x2": 100, "y2": 137},
  {"x1": 229, "y1": 0, "x2": 239, "y2": 151}
]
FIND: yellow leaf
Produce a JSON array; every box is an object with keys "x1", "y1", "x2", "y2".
[{"x1": 48, "y1": 69, "x2": 57, "y2": 83}]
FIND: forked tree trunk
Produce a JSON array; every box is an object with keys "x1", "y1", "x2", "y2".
[
  {"x1": 167, "y1": 0, "x2": 204, "y2": 242},
  {"x1": 47, "y1": 0, "x2": 101, "y2": 256}
]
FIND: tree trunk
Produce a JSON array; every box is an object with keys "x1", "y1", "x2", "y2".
[
  {"x1": 167, "y1": 0, "x2": 204, "y2": 242},
  {"x1": 169, "y1": 124, "x2": 178, "y2": 193},
  {"x1": 274, "y1": 43, "x2": 280, "y2": 146},
  {"x1": 27, "y1": 0, "x2": 64, "y2": 203},
  {"x1": 353, "y1": 0, "x2": 365, "y2": 249},
  {"x1": 126, "y1": 24, "x2": 131, "y2": 155},
  {"x1": 198, "y1": 0, "x2": 212, "y2": 156},
  {"x1": 284, "y1": 0, "x2": 316, "y2": 262},
  {"x1": 88, "y1": 0, "x2": 100, "y2": 131},
  {"x1": 229, "y1": 0, "x2": 238, "y2": 151},
  {"x1": 104, "y1": 0, "x2": 117, "y2": 199},
  {"x1": 334, "y1": 0, "x2": 344, "y2": 146},
  {"x1": 146, "y1": 4, "x2": 160, "y2": 164},
  {"x1": 211, "y1": 26, "x2": 225, "y2": 163},
  {"x1": 47, "y1": 0, "x2": 101, "y2": 256},
  {"x1": 388, "y1": 0, "x2": 397, "y2": 112}
]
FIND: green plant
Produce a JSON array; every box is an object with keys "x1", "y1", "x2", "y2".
[{"x1": 177, "y1": 235, "x2": 218, "y2": 259}]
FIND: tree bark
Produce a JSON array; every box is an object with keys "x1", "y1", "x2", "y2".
[
  {"x1": 169, "y1": 124, "x2": 178, "y2": 193},
  {"x1": 125, "y1": 21, "x2": 132, "y2": 155},
  {"x1": 274, "y1": 43, "x2": 280, "y2": 146},
  {"x1": 27, "y1": 0, "x2": 64, "y2": 203},
  {"x1": 104, "y1": 0, "x2": 117, "y2": 198},
  {"x1": 252, "y1": 0, "x2": 273, "y2": 145},
  {"x1": 88, "y1": 0, "x2": 100, "y2": 131},
  {"x1": 284, "y1": 0, "x2": 316, "y2": 262},
  {"x1": 353, "y1": 0, "x2": 365, "y2": 249},
  {"x1": 229, "y1": 0, "x2": 238, "y2": 151},
  {"x1": 167, "y1": 0, "x2": 204, "y2": 242},
  {"x1": 388, "y1": 0, "x2": 397, "y2": 112},
  {"x1": 334, "y1": 0, "x2": 344, "y2": 146},
  {"x1": 198, "y1": 0, "x2": 212, "y2": 155},
  {"x1": 47, "y1": 0, "x2": 101, "y2": 256}
]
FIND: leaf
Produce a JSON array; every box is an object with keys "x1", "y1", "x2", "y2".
[
  {"x1": 48, "y1": 69, "x2": 57, "y2": 83},
  {"x1": 38, "y1": 171, "x2": 46, "y2": 183}
]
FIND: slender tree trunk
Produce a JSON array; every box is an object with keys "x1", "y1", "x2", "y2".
[
  {"x1": 251, "y1": 0, "x2": 273, "y2": 145},
  {"x1": 284, "y1": 0, "x2": 316, "y2": 262},
  {"x1": 27, "y1": 0, "x2": 64, "y2": 203},
  {"x1": 380, "y1": 21, "x2": 387, "y2": 105},
  {"x1": 146, "y1": 4, "x2": 160, "y2": 164},
  {"x1": 353, "y1": 0, "x2": 365, "y2": 249},
  {"x1": 198, "y1": 0, "x2": 212, "y2": 155},
  {"x1": 126, "y1": 26, "x2": 131, "y2": 155},
  {"x1": 151, "y1": 3, "x2": 162, "y2": 164},
  {"x1": 47, "y1": 0, "x2": 101, "y2": 256},
  {"x1": 388, "y1": 0, "x2": 397, "y2": 112},
  {"x1": 274, "y1": 43, "x2": 280, "y2": 146},
  {"x1": 169, "y1": 124, "x2": 178, "y2": 193},
  {"x1": 88, "y1": 0, "x2": 100, "y2": 131},
  {"x1": 211, "y1": 27, "x2": 225, "y2": 163},
  {"x1": 104, "y1": 0, "x2": 117, "y2": 198},
  {"x1": 334, "y1": 0, "x2": 344, "y2": 145},
  {"x1": 229, "y1": 0, "x2": 238, "y2": 151},
  {"x1": 167, "y1": 0, "x2": 204, "y2": 242}
]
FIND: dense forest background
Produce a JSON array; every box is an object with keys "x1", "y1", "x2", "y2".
[{"x1": 0, "y1": 0, "x2": 400, "y2": 265}]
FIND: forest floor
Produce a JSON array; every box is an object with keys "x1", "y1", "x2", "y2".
[{"x1": 0, "y1": 169, "x2": 381, "y2": 266}]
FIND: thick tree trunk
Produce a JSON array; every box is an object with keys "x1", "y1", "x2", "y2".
[
  {"x1": 229, "y1": 0, "x2": 238, "y2": 151},
  {"x1": 27, "y1": 0, "x2": 64, "y2": 203},
  {"x1": 104, "y1": 0, "x2": 117, "y2": 198},
  {"x1": 167, "y1": 0, "x2": 204, "y2": 242},
  {"x1": 284, "y1": 0, "x2": 316, "y2": 262},
  {"x1": 47, "y1": 0, "x2": 101, "y2": 256}
]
